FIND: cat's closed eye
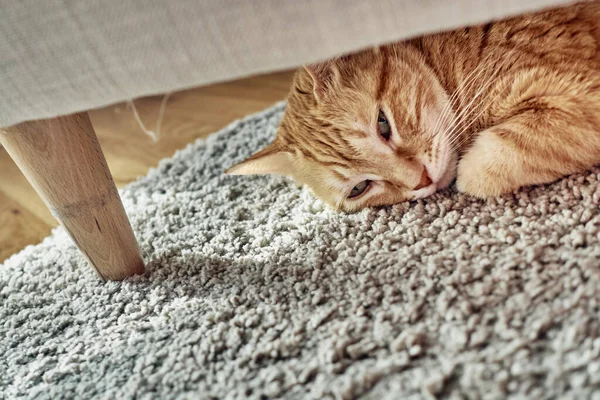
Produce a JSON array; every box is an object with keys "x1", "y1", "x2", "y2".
[
  {"x1": 349, "y1": 180, "x2": 371, "y2": 198},
  {"x1": 377, "y1": 110, "x2": 391, "y2": 141}
]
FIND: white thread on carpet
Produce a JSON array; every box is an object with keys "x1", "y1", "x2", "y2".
[
  {"x1": 128, "y1": 93, "x2": 171, "y2": 142},
  {"x1": 1, "y1": 102, "x2": 600, "y2": 399}
]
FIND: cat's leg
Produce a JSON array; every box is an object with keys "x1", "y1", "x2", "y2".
[{"x1": 456, "y1": 111, "x2": 600, "y2": 198}]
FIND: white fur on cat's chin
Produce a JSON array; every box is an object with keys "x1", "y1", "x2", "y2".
[
  {"x1": 420, "y1": 145, "x2": 457, "y2": 195},
  {"x1": 434, "y1": 149, "x2": 458, "y2": 190},
  {"x1": 436, "y1": 162, "x2": 457, "y2": 190}
]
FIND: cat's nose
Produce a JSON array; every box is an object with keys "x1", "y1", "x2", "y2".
[{"x1": 414, "y1": 168, "x2": 432, "y2": 190}]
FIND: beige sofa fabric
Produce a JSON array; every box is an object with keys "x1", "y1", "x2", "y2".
[{"x1": 0, "y1": 0, "x2": 573, "y2": 127}]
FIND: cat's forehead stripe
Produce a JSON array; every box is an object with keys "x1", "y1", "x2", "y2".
[
  {"x1": 330, "y1": 168, "x2": 349, "y2": 182},
  {"x1": 376, "y1": 49, "x2": 389, "y2": 101},
  {"x1": 413, "y1": 85, "x2": 424, "y2": 124}
]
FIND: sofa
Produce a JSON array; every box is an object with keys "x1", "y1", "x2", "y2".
[{"x1": 0, "y1": 0, "x2": 573, "y2": 280}]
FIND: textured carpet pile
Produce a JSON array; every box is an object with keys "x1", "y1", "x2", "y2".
[{"x1": 2, "y1": 103, "x2": 600, "y2": 399}]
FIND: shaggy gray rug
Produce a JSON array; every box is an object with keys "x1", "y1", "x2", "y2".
[{"x1": 2, "y1": 103, "x2": 600, "y2": 400}]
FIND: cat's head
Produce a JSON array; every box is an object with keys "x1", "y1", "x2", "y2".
[{"x1": 227, "y1": 45, "x2": 457, "y2": 212}]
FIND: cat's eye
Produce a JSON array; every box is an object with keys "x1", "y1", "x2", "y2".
[
  {"x1": 349, "y1": 180, "x2": 371, "y2": 198},
  {"x1": 377, "y1": 110, "x2": 391, "y2": 141}
]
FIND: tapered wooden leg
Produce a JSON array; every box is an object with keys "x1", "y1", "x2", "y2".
[{"x1": 0, "y1": 112, "x2": 144, "y2": 281}]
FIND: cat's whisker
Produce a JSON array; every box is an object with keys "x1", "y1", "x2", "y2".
[
  {"x1": 446, "y1": 77, "x2": 505, "y2": 152},
  {"x1": 432, "y1": 97, "x2": 456, "y2": 146},
  {"x1": 434, "y1": 111, "x2": 459, "y2": 159},
  {"x1": 435, "y1": 60, "x2": 494, "y2": 154},
  {"x1": 433, "y1": 61, "x2": 488, "y2": 146},
  {"x1": 447, "y1": 66, "x2": 500, "y2": 139},
  {"x1": 450, "y1": 85, "x2": 507, "y2": 152},
  {"x1": 444, "y1": 66, "x2": 503, "y2": 150}
]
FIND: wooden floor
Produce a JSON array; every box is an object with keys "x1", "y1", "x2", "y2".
[{"x1": 0, "y1": 70, "x2": 295, "y2": 262}]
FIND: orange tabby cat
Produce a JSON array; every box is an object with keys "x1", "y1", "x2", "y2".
[{"x1": 228, "y1": 2, "x2": 600, "y2": 212}]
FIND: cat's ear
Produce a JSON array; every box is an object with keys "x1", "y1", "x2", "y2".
[
  {"x1": 305, "y1": 57, "x2": 348, "y2": 100},
  {"x1": 225, "y1": 143, "x2": 294, "y2": 176},
  {"x1": 304, "y1": 62, "x2": 334, "y2": 101}
]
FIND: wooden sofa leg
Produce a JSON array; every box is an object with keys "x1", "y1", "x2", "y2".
[{"x1": 0, "y1": 112, "x2": 144, "y2": 281}]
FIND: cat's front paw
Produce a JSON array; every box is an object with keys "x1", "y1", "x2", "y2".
[
  {"x1": 456, "y1": 133, "x2": 517, "y2": 198},
  {"x1": 456, "y1": 164, "x2": 507, "y2": 198}
]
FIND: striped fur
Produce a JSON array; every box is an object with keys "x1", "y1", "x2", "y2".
[{"x1": 228, "y1": 1, "x2": 600, "y2": 212}]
